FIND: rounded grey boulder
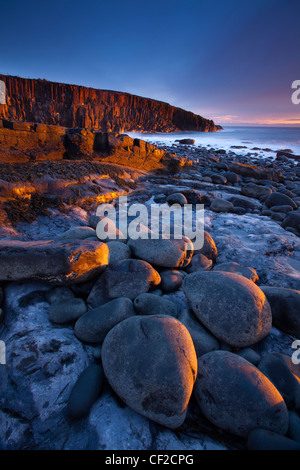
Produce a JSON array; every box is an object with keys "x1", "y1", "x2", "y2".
[
  {"x1": 74, "y1": 297, "x2": 135, "y2": 343},
  {"x1": 194, "y1": 351, "x2": 289, "y2": 438},
  {"x1": 183, "y1": 271, "x2": 272, "y2": 347},
  {"x1": 49, "y1": 298, "x2": 87, "y2": 324},
  {"x1": 127, "y1": 237, "x2": 193, "y2": 268},
  {"x1": 101, "y1": 315, "x2": 197, "y2": 428},
  {"x1": 134, "y1": 293, "x2": 178, "y2": 318},
  {"x1": 166, "y1": 193, "x2": 188, "y2": 206},
  {"x1": 106, "y1": 241, "x2": 131, "y2": 265},
  {"x1": 104, "y1": 259, "x2": 161, "y2": 300},
  {"x1": 67, "y1": 364, "x2": 103, "y2": 420}
]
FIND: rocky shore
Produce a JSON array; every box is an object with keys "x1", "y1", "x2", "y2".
[{"x1": 1, "y1": 132, "x2": 300, "y2": 451}]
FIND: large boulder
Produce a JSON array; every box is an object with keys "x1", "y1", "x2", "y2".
[
  {"x1": 87, "y1": 259, "x2": 161, "y2": 308},
  {"x1": 265, "y1": 192, "x2": 297, "y2": 210},
  {"x1": 241, "y1": 183, "x2": 272, "y2": 200},
  {"x1": 0, "y1": 239, "x2": 109, "y2": 284},
  {"x1": 183, "y1": 271, "x2": 272, "y2": 347},
  {"x1": 260, "y1": 286, "x2": 300, "y2": 337},
  {"x1": 101, "y1": 315, "x2": 197, "y2": 428},
  {"x1": 194, "y1": 351, "x2": 289, "y2": 438},
  {"x1": 128, "y1": 237, "x2": 193, "y2": 268}
]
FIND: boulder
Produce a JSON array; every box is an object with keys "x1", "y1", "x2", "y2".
[
  {"x1": 282, "y1": 212, "x2": 300, "y2": 231},
  {"x1": 265, "y1": 192, "x2": 297, "y2": 210},
  {"x1": 183, "y1": 271, "x2": 272, "y2": 347},
  {"x1": 185, "y1": 254, "x2": 213, "y2": 273},
  {"x1": 106, "y1": 241, "x2": 131, "y2": 265},
  {"x1": 103, "y1": 259, "x2": 161, "y2": 300},
  {"x1": 194, "y1": 231, "x2": 217, "y2": 262},
  {"x1": 213, "y1": 261, "x2": 259, "y2": 282},
  {"x1": 0, "y1": 239, "x2": 109, "y2": 284},
  {"x1": 101, "y1": 315, "x2": 197, "y2": 428},
  {"x1": 166, "y1": 193, "x2": 188, "y2": 206},
  {"x1": 159, "y1": 269, "x2": 185, "y2": 292},
  {"x1": 133, "y1": 293, "x2": 178, "y2": 318},
  {"x1": 258, "y1": 353, "x2": 300, "y2": 409},
  {"x1": 49, "y1": 298, "x2": 87, "y2": 324},
  {"x1": 128, "y1": 237, "x2": 193, "y2": 268},
  {"x1": 59, "y1": 226, "x2": 96, "y2": 240},
  {"x1": 178, "y1": 309, "x2": 219, "y2": 357},
  {"x1": 241, "y1": 183, "x2": 272, "y2": 200},
  {"x1": 194, "y1": 351, "x2": 289, "y2": 438},
  {"x1": 67, "y1": 364, "x2": 104, "y2": 420},
  {"x1": 74, "y1": 297, "x2": 135, "y2": 343},
  {"x1": 260, "y1": 286, "x2": 300, "y2": 337},
  {"x1": 210, "y1": 198, "x2": 234, "y2": 213}
]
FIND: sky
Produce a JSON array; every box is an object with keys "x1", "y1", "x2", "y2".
[{"x1": 1, "y1": 0, "x2": 300, "y2": 126}]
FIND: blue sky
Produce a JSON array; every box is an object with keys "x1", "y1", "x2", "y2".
[{"x1": 1, "y1": 0, "x2": 300, "y2": 125}]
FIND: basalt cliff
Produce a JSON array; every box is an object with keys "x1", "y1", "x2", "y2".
[{"x1": 0, "y1": 74, "x2": 220, "y2": 133}]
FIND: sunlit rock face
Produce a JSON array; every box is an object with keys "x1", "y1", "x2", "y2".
[
  {"x1": 0, "y1": 239, "x2": 109, "y2": 284},
  {"x1": 194, "y1": 351, "x2": 289, "y2": 438},
  {"x1": 0, "y1": 74, "x2": 219, "y2": 133},
  {"x1": 183, "y1": 271, "x2": 272, "y2": 347},
  {"x1": 101, "y1": 315, "x2": 197, "y2": 428}
]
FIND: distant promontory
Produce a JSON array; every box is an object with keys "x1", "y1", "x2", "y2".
[{"x1": 0, "y1": 74, "x2": 221, "y2": 133}]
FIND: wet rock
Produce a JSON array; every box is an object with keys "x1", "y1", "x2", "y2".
[
  {"x1": 183, "y1": 271, "x2": 272, "y2": 347},
  {"x1": 282, "y1": 212, "x2": 300, "y2": 231},
  {"x1": 287, "y1": 411, "x2": 300, "y2": 443},
  {"x1": 101, "y1": 315, "x2": 197, "y2": 428},
  {"x1": 67, "y1": 364, "x2": 104, "y2": 420},
  {"x1": 211, "y1": 174, "x2": 227, "y2": 185},
  {"x1": 49, "y1": 298, "x2": 87, "y2": 324},
  {"x1": 194, "y1": 351, "x2": 289, "y2": 438},
  {"x1": 74, "y1": 297, "x2": 135, "y2": 343}
]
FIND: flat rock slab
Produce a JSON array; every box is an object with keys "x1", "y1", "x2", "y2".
[{"x1": 0, "y1": 239, "x2": 109, "y2": 284}]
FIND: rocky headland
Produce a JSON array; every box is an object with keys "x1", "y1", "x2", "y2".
[
  {"x1": 0, "y1": 118, "x2": 300, "y2": 451},
  {"x1": 0, "y1": 75, "x2": 221, "y2": 133}
]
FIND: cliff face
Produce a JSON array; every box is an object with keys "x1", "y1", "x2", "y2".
[{"x1": 0, "y1": 75, "x2": 220, "y2": 133}]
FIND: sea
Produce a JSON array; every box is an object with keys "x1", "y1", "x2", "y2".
[{"x1": 128, "y1": 126, "x2": 300, "y2": 160}]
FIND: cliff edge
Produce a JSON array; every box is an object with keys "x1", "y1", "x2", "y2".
[{"x1": 0, "y1": 75, "x2": 221, "y2": 133}]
